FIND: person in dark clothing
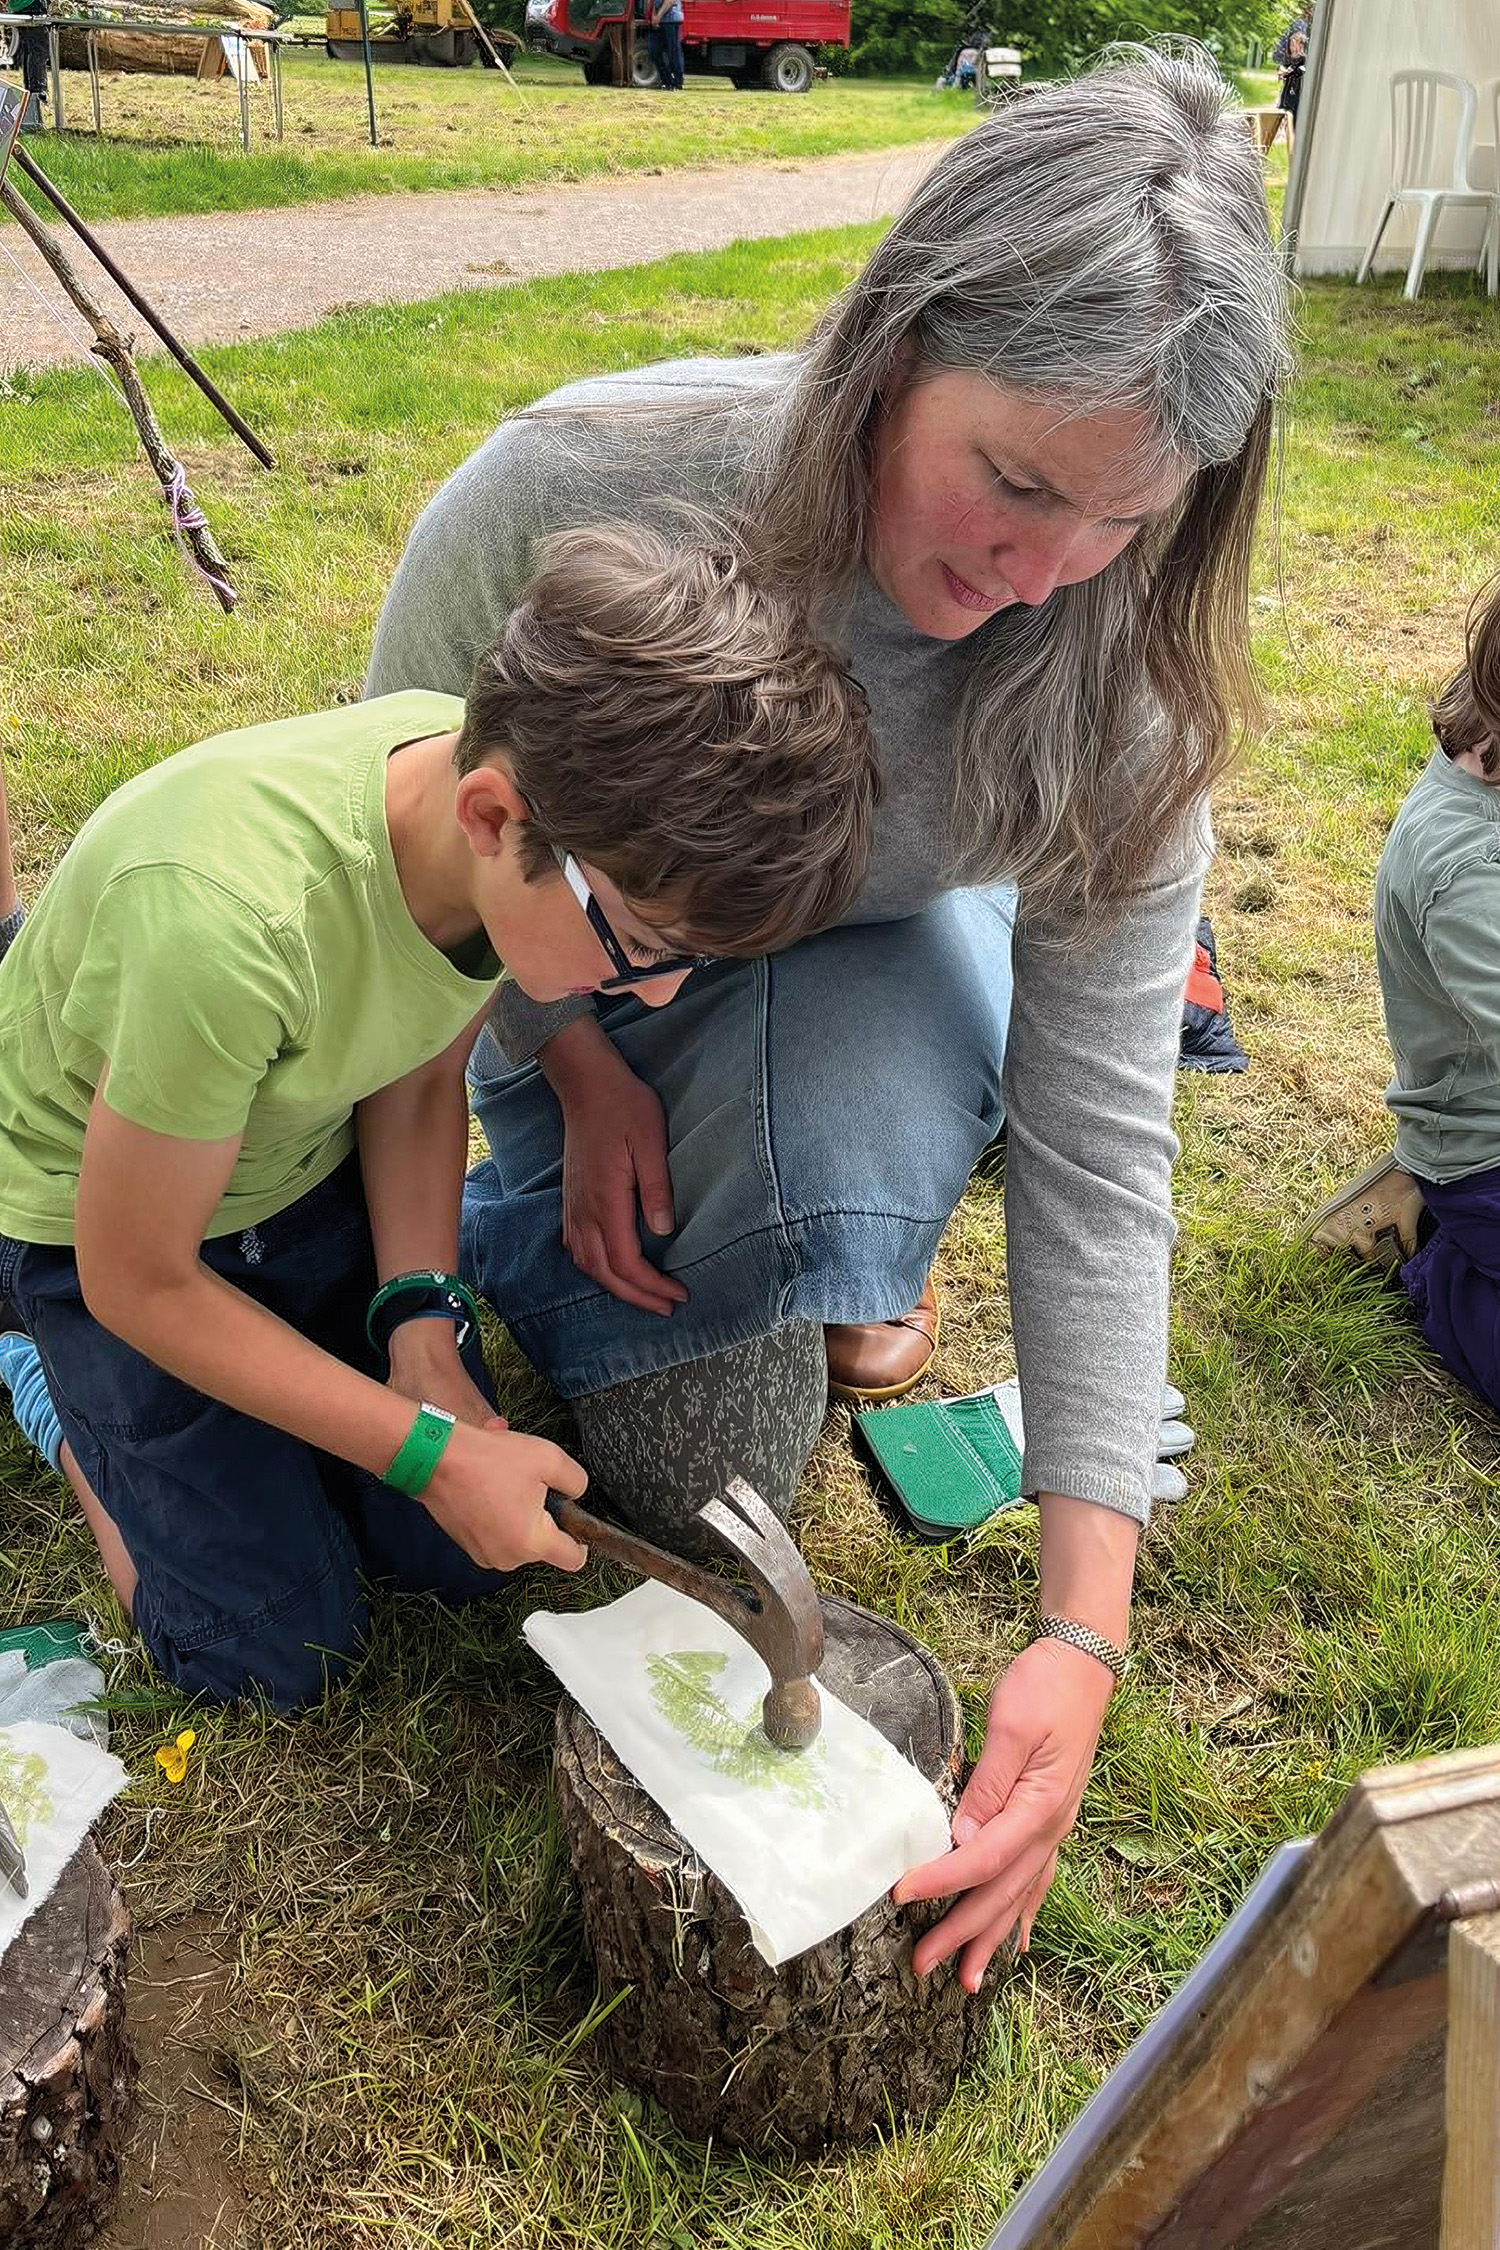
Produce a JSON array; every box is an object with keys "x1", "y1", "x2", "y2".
[
  {"x1": 1274, "y1": 4, "x2": 1311, "y2": 138},
  {"x1": 1277, "y1": 29, "x2": 1306, "y2": 127},
  {"x1": 7, "y1": 0, "x2": 50, "y2": 131},
  {"x1": 651, "y1": 0, "x2": 683, "y2": 89}
]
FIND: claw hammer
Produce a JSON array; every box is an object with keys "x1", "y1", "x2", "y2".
[{"x1": 546, "y1": 1474, "x2": 825, "y2": 1749}]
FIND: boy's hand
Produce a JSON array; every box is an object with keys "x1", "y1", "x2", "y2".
[
  {"x1": 543, "y1": 1024, "x2": 690, "y2": 1318},
  {"x1": 422, "y1": 1422, "x2": 591, "y2": 1574},
  {"x1": 383, "y1": 1321, "x2": 590, "y2": 1571}
]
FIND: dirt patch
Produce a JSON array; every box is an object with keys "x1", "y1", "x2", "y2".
[{"x1": 104, "y1": 1917, "x2": 257, "y2": 2250}]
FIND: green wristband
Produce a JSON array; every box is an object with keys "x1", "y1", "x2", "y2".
[
  {"x1": 367, "y1": 1271, "x2": 483, "y2": 1356},
  {"x1": 383, "y1": 1403, "x2": 457, "y2": 1498}
]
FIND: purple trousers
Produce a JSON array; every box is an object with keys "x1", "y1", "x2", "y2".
[{"x1": 1402, "y1": 1164, "x2": 1500, "y2": 1412}]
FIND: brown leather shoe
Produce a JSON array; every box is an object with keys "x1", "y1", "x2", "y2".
[
  {"x1": 1307, "y1": 1155, "x2": 1425, "y2": 1268},
  {"x1": 826, "y1": 1276, "x2": 940, "y2": 1403}
]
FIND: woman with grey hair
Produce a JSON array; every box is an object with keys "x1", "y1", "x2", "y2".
[{"x1": 367, "y1": 44, "x2": 1291, "y2": 1991}]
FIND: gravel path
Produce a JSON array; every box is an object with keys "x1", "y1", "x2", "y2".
[{"x1": 1, "y1": 141, "x2": 945, "y2": 373}]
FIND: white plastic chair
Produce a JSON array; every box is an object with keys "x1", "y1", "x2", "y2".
[
  {"x1": 1481, "y1": 78, "x2": 1500, "y2": 303},
  {"x1": 1357, "y1": 70, "x2": 1500, "y2": 301}
]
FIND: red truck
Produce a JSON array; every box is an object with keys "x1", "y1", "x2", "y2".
[{"x1": 526, "y1": 0, "x2": 848, "y2": 92}]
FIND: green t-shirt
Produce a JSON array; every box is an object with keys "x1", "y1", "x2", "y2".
[{"x1": 0, "y1": 691, "x2": 505, "y2": 1246}]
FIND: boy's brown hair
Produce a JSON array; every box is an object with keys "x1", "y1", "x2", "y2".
[
  {"x1": 1434, "y1": 577, "x2": 1500, "y2": 775},
  {"x1": 456, "y1": 524, "x2": 879, "y2": 956}
]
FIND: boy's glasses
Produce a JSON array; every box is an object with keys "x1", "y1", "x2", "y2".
[{"x1": 553, "y1": 849, "x2": 713, "y2": 992}]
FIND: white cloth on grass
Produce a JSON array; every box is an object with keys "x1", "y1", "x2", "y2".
[
  {"x1": 524, "y1": 1582, "x2": 952, "y2": 1967},
  {"x1": 0, "y1": 1648, "x2": 110, "y2": 1747},
  {"x1": 0, "y1": 1721, "x2": 128, "y2": 1965}
]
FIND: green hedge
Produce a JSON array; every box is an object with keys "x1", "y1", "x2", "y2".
[{"x1": 848, "y1": 0, "x2": 1284, "y2": 82}]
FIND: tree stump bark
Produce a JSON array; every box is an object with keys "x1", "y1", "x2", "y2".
[
  {"x1": 555, "y1": 1595, "x2": 992, "y2": 2152},
  {"x1": 0, "y1": 1837, "x2": 137, "y2": 2249}
]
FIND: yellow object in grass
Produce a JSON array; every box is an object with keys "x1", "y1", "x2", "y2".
[{"x1": 155, "y1": 1729, "x2": 196, "y2": 1784}]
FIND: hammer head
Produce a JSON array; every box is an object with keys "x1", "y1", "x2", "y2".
[
  {"x1": 702, "y1": 1478, "x2": 825, "y2": 1749},
  {"x1": 547, "y1": 1475, "x2": 826, "y2": 1749}
]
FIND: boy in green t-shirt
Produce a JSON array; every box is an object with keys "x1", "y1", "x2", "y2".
[{"x1": 0, "y1": 526, "x2": 876, "y2": 1710}]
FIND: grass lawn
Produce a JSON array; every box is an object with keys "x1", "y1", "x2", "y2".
[
  {"x1": 3, "y1": 178, "x2": 1500, "y2": 2246},
  {"x1": 5, "y1": 53, "x2": 969, "y2": 221}
]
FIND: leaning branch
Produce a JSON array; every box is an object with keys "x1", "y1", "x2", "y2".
[{"x1": 2, "y1": 176, "x2": 238, "y2": 613}]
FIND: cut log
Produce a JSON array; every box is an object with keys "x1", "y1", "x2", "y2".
[
  {"x1": 555, "y1": 1595, "x2": 993, "y2": 2152},
  {"x1": 59, "y1": 8, "x2": 272, "y2": 74},
  {"x1": 58, "y1": 30, "x2": 271, "y2": 74},
  {"x1": 0, "y1": 1838, "x2": 137, "y2": 2250}
]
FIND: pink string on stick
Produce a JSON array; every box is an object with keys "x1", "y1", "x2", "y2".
[{"x1": 162, "y1": 460, "x2": 237, "y2": 612}]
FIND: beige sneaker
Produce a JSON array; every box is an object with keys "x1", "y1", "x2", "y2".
[{"x1": 1307, "y1": 1156, "x2": 1425, "y2": 1267}]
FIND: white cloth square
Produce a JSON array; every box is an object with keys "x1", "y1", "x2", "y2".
[
  {"x1": 525, "y1": 1582, "x2": 952, "y2": 1966},
  {"x1": 0, "y1": 1722, "x2": 129, "y2": 1964}
]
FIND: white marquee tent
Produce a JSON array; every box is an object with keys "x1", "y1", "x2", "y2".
[{"x1": 1283, "y1": 0, "x2": 1500, "y2": 280}]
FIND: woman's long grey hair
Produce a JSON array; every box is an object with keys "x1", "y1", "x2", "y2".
[{"x1": 742, "y1": 43, "x2": 1292, "y2": 922}]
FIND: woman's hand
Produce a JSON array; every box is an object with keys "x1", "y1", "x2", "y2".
[
  {"x1": 893, "y1": 1635, "x2": 1115, "y2": 1992},
  {"x1": 542, "y1": 1021, "x2": 690, "y2": 1318}
]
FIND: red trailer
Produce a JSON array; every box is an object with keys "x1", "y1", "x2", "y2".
[{"x1": 527, "y1": 0, "x2": 847, "y2": 92}]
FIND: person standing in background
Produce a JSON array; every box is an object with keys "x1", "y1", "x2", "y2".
[
  {"x1": 652, "y1": 0, "x2": 684, "y2": 90},
  {"x1": 1274, "y1": 3, "x2": 1311, "y2": 143}
]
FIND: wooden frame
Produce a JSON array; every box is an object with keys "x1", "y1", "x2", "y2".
[
  {"x1": 987, "y1": 1746, "x2": 1500, "y2": 2250},
  {"x1": 1235, "y1": 105, "x2": 1289, "y2": 153}
]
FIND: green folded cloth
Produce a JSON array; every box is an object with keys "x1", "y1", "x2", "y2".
[
  {"x1": 854, "y1": 1379, "x2": 1195, "y2": 1541},
  {"x1": 852, "y1": 1384, "x2": 1025, "y2": 1543},
  {"x1": 0, "y1": 1621, "x2": 95, "y2": 1671}
]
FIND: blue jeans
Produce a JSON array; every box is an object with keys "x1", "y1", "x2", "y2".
[
  {"x1": 463, "y1": 888, "x2": 1015, "y2": 1397},
  {"x1": 656, "y1": 17, "x2": 683, "y2": 85},
  {"x1": 0, "y1": 1157, "x2": 503, "y2": 1711}
]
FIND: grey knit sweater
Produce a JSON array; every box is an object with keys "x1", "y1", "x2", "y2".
[{"x1": 367, "y1": 357, "x2": 1207, "y2": 1525}]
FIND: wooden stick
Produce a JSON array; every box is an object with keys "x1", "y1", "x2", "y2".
[
  {"x1": 10, "y1": 142, "x2": 275, "y2": 469},
  {"x1": 1, "y1": 176, "x2": 238, "y2": 613},
  {"x1": 1440, "y1": 1909, "x2": 1500, "y2": 2249},
  {"x1": 453, "y1": 0, "x2": 517, "y2": 82}
]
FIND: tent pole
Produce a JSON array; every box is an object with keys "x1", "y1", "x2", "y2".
[
  {"x1": 1280, "y1": 0, "x2": 1333, "y2": 262},
  {"x1": 356, "y1": 0, "x2": 379, "y2": 147}
]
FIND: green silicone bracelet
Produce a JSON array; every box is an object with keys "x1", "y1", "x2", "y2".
[
  {"x1": 366, "y1": 1271, "x2": 482, "y2": 1356},
  {"x1": 383, "y1": 1403, "x2": 457, "y2": 1498}
]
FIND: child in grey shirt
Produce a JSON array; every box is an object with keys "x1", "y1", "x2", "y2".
[{"x1": 1314, "y1": 578, "x2": 1500, "y2": 1410}]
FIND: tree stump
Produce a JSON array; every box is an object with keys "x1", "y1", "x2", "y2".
[
  {"x1": 0, "y1": 1838, "x2": 137, "y2": 2249},
  {"x1": 554, "y1": 1595, "x2": 992, "y2": 2152}
]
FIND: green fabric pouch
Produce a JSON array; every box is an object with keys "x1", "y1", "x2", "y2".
[
  {"x1": 851, "y1": 1385, "x2": 1027, "y2": 1543},
  {"x1": 0, "y1": 1620, "x2": 94, "y2": 1671}
]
